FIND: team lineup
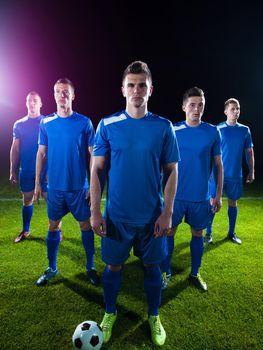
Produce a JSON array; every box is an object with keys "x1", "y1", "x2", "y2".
[{"x1": 9, "y1": 61, "x2": 255, "y2": 347}]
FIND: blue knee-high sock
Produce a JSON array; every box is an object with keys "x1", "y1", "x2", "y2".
[
  {"x1": 190, "y1": 236, "x2": 204, "y2": 276},
  {"x1": 161, "y1": 236, "x2": 174, "y2": 275},
  {"x1": 22, "y1": 205, "x2": 33, "y2": 232},
  {"x1": 46, "y1": 230, "x2": 60, "y2": 271},
  {"x1": 81, "y1": 230, "x2": 95, "y2": 271},
  {"x1": 228, "y1": 206, "x2": 238, "y2": 236},
  {"x1": 102, "y1": 266, "x2": 121, "y2": 314},
  {"x1": 144, "y1": 265, "x2": 162, "y2": 316},
  {"x1": 206, "y1": 213, "x2": 215, "y2": 236}
]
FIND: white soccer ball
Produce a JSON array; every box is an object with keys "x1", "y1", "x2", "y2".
[{"x1": 72, "y1": 320, "x2": 103, "y2": 350}]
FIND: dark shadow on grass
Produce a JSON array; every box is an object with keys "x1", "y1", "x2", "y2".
[
  {"x1": 161, "y1": 278, "x2": 191, "y2": 304},
  {"x1": 29, "y1": 236, "x2": 45, "y2": 243},
  {"x1": 111, "y1": 316, "x2": 157, "y2": 349},
  {"x1": 59, "y1": 274, "x2": 148, "y2": 345},
  {"x1": 204, "y1": 236, "x2": 230, "y2": 253},
  {"x1": 32, "y1": 237, "x2": 91, "y2": 267}
]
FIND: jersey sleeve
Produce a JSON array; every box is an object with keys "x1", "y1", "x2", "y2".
[
  {"x1": 13, "y1": 121, "x2": 20, "y2": 139},
  {"x1": 93, "y1": 119, "x2": 110, "y2": 156},
  {"x1": 211, "y1": 128, "x2": 222, "y2": 157},
  {"x1": 85, "y1": 118, "x2": 95, "y2": 147},
  {"x1": 161, "y1": 122, "x2": 180, "y2": 164},
  {"x1": 244, "y1": 127, "x2": 253, "y2": 149},
  {"x1": 38, "y1": 120, "x2": 48, "y2": 146}
]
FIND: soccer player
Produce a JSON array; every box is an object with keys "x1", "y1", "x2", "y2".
[
  {"x1": 206, "y1": 98, "x2": 255, "y2": 245},
  {"x1": 90, "y1": 61, "x2": 179, "y2": 346},
  {"x1": 34, "y1": 78, "x2": 99, "y2": 287},
  {"x1": 161, "y1": 87, "x2": 223, "y2": 292},
  {"x1": 9, "y1": 91, "x2": 47, "y2": 243}
]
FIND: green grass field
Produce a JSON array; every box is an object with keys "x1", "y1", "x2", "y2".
[{"x1": 0, "y1": 181, "x2": 262, "y2": 350}]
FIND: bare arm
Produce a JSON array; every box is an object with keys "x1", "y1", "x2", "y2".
[
  {"x1": 34, "y1": 145, "x2": 47, "y2": 202},
  {"x1": 90, "y1": 156, "x2": 107, "y2": 237},
  {"x1": 85, "y1": 146, "x2": 93, "y2": 200},
  {"x1": 9, "y1": 139, "x2": 20, "y2": 184},
  {"x1": 210, "y1": 155, "x2": 223, "y2": 213},
  {"x1": 154, "y1": 162, "x2": 178, "y2": 237},
  {"x1": 246, "y1": 148, "x2": 255, "y2": 183}
]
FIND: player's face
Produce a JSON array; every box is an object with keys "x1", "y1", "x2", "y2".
[
  {"x1": 225, "y1": 103, "x2": 240, "y2": 122},
  {"x1": 26, "y1": 94, "x2": 42, "y2": 117},
  {"x1": 121, "y1": 73, "x2": 153, "y2": 109},
  {"x1": 183, "y1": 96, "x2": 205, "y2": 125},
  {"x1": 54, "y1": 83, "x2": 75, "y2": 110}
]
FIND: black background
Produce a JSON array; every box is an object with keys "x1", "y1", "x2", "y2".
[{"x1": 0, "y1": 0, "x2": 262, "y2": 179}]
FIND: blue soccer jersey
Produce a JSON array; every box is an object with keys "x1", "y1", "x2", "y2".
[
  {"x1": 39, "y1": 112, "x2": 95, "y2": 191},
  {"x1": 93, "y1": 111, "x2": 180, "y2": 224},
  {"x1": 174, "y1": 121, "x2": 221, "y2": 202},
  {"x1": 217, "y1": 122, "x2": 253, "y2": 178},
  {"x1": 13, "y1": 115, "x2": 45, "y2": 173}
]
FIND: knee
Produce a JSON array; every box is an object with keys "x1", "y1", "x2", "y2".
[
  {"x1": 228, "y1": 199, "x2": 237, "y2": 207},
  {"x1": 48, "y1": 221, "x2": 61, "y2": 231},
  {"x1": 191, "y1": 229, "x2": 203, "y2": 238},
  {"x1": 79, "y1": 220, "x2": 91, "y2": 231},
  {"x1": 107, "y1": 264, "x2": 122, "y2": 272},
  {"x1": 23, "y1": 197, "x2": 33, "y2": 206},
  {"x1": 22, "y1": 191, "x2": 34, "y2": 205}
]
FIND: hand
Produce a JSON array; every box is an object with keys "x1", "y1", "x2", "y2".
[
  {"x1": 154, "y1": 212, "x2": 172, "y2": 238},
  {"x1": 9, "y1": 172, "x2": 17, "y2": 184},
  {"x1": 34, "y1": 184, "x2": 42, "y2": 205},
  {"x1": 246, "y1": 172, "x2": 255, "y2": 184},
  {"x1": 91, "y1": 212, "x2": 106, "y2": 237},
  {"x1": 210, "y1": 196, "x2": 222, "y2": 213}
]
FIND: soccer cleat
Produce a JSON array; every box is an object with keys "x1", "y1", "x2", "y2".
[
  {"x1": 100, "y1": 312, "x2": 117, "y2": 343},
  {"x1": 228, "y1": 233, "x2": 242, "y2": 245},
  {"x1": 161, "y1": 272, "x2": 171, "y2": 290},
  {"x1": 189, "y1": 273, "x2": 208, "y2": 291},
  {"x1": 148, "y1": 315, "x2": 166, "y2": 346},
  {"x1": 87, "y1": 269, "x2": 100, "y2": 286},
  {"x1": 35, "y1": 267, "x2": 58, "y2": 286},
  {"x1": 14, "y1": 231, "x2": 30, "y2": 243},
  {"x1": 205, "y1": 235, "x2": 213, "y2": 245}
]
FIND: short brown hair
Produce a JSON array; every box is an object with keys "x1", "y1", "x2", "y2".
[
  {"x1": 27, "y1": 91, "x2": 41, "y2": 99},
  {"x1": 224, "y1": 98, "x2": 240, "y2": 109},
  {"x1": 55, "y1": 78, "x2": 75, "y2": 92},
  {"x1": 183, "y1": 87, "x2": 204, "y2": 104},
  {"x1": 122, "y1": 61, "x2": 152, "y2": 85}
]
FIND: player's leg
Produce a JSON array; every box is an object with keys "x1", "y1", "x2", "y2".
[
  {"x1": 35, "y1": 189, "x2": 65, "y2": 286},
  {"x1": 160, "y1": 199, "x2": 184, "y2": 290},
  {"x1": 100, "y1": 264, "x2": 121, "y2": 343},
  {"x1": 35, "y1": 218, "x2": 61, "y2": 286},
  {"x1": 100, "y1": 220, "x2": 132, "y2": 343},
  {"x1": 227, "y1": 199, "x2": 241, "y2": 244},
  {"x1": 68, "y1": 188, "x2": 99, "y2": 285},
  {"x1": 15, "y1": 171, "x2": 35, "y2": 243},
  {"x1": 160, "y1": 228, "x2": 177, "y2": 290},
  {"x1": 14, "y1": 191, "x2": 34, "y2": 243},
  {"x1": 189, "y1": 228, "x2": 207, "y2": 291},
  {"x1": 46, "y1": 219, "x2": 62, "y2": 271},
  {"x1": 188, "y1": 201, "x2": 211, "y2": 291},
  {"x1": 205, "y1": 212, "x2": 214, "y2": 244},
  {"x1": 205, "y1": 176, "x2": 218, "y2": 244},
  {"x1": 79, "y1": 220, "x2": 99, "y2": 286},
  {"x1": 225, "y1": 179, "x2": 242, "y2": 244},
  {"x1": 137, "y1": 223, "x2": 167, "y2": 346}
]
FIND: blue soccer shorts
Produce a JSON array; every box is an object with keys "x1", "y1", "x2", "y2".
[
  {"x1": 209, "y1": 177, "x2": 243, "y2": 201},
  {"x1": 172, "y1": 199, "x2": 213, "y2": 230},
  {"x1": 47, "y1": 188, "x2": 90, "y2": 222},
  {"x1": 101, "y1": 217, "x2": 167, "y2": 266},
  {"x1": 19, "y1": 170, "x2": 47, "y2": 193}
]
